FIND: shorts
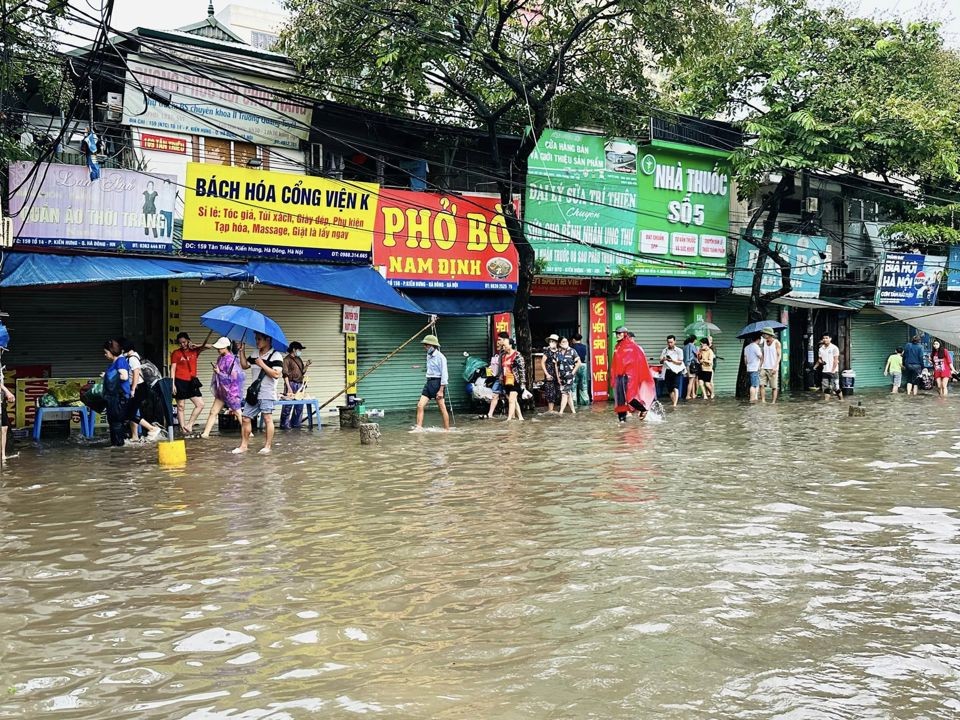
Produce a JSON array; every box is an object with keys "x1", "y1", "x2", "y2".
[
  {"x1": 664, "y1": 369, "x2": 682, "y2": 390},
  {"x1": 1, "y1": 403, "x2": 8, "y2": 427},
  {"x1": 242, "y1": 398, "x2": 276, "y2": 418},
  {"x1": 421, "y1": 377, "x2": 442, "y2": 399},
  {"x1": 502, "y1": 383, "x2": 518, "y2": 395},
  {"x1": 174, "y1": 377, "x2": 202, "y2": 400},
  {"x1": 748, "y1": 370, "x2": 760, "y2": 388},
  {"x1": 760, "y1": 368, "x2": 779, "y2": 389},
  {"x1": 698, "y1": 371, "x2": 713, "y2": 383},
  {"x1": 822, "y1": 372, "x2": 839, "y2": 392},
  {"x1": 904, "y1": 365, "x2": 922, "y2": 385},
  {"x1": 891, "y1": 372, "x2": 902, "y2": 388}
]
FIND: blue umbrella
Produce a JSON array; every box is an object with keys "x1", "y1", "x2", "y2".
[
  {"x1": 200, "y1": 305, "x2": 289, "y2": 352},
  {"x1": 736, "y1": 321, "x2": 787, "y2": 339},
  {"x1": 0, "y1": 323, "x2": 9, "y2": 350}
]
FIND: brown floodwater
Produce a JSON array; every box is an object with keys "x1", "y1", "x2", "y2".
[{"x1": 1, "y1": 392, "x2": 959, "y2": 718}]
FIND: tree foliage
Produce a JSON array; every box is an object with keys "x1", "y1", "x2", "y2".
[
  {"x1": 280, "y1": 0, "x2": 722, "y2": 361},
  {"x1": 0, "y1": 0, "x2": 70, "y2": 164},
  {"x1": 668, "y1": 0, "x2": 960, "y2": 322}
]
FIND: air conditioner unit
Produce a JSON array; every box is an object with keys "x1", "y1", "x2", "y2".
[
  {"x1": 105, "y1": 92, "x2": 123, "y2": 121},
  {"x1": 1, "y1": 216, "x2": 13, "y2": 248},
  {"x1": 805, "y1": 197, "x2": 819, "y2": 213}
]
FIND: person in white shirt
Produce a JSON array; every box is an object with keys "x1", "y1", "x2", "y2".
[
  {"x1": 743, "y1": 335, "x2": 764, "y2": 403},
  {"x1": 659, "y1": 335, "x2": 686, "y2": 407},
  {"x1": 759, "y1": 328, "x2": 782, "y2": 403},
  {"x1": 816, "y1": 333, "x2": 842, "y2": 400}
]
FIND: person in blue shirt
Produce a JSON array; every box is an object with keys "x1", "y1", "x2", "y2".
[
  {"x1": 416, "y1": 334, "x2": 450, "y2": 430},
  {"x1": 902, "y1": 335, "x2": 926, "y2": 396},
  {"x1": 102, "y1": 340, "x2": 131, "y2": 446}
]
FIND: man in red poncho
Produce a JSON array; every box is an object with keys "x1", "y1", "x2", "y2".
[{"x1": 611, "y1": 326, "x2": 656, "y2": 423}]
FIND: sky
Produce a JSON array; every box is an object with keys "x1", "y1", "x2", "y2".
[{"x1": 98, "y1": 0, "x2": 957, "y2": 44}]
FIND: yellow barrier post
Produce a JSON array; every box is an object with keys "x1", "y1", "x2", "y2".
[{"x1": 158, "y1": 439, "x2": 187, "y2": 466}]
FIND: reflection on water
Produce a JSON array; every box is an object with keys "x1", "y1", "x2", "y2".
[{"x1": 1, "y1": 393, "x2": 960, "y2": 718}]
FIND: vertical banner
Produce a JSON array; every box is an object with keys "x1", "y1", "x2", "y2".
[
  {"x1": 167, "y1": 280, "x2": 182, "y2": 351},
  {"x1": 492, "y1": 312, "x2": 512, "y2": 349},
  {"x1": 779, "y1": 307, "x2": 790, "y2": 389},
  {"x1": 589, "y1": 297, "x2": 609, "y2": 401},
  {"x1": 345, "y1": 333, "x2": 358, "y2": 394},
  {"x1": 342, "y1": 305, "x2": 360, "y2": 334}
]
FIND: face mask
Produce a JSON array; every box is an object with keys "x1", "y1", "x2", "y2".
[
  {"x1": 295, "y1": 350, "x2": 301, "y2": 357},
  {"x1": 427, "y1": 347, "x2": 435, "y2": 355}
]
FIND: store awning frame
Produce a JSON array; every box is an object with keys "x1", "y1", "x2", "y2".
[
  {"x1": 771, "y1": 296, "x2": 853, "y2": 311},
  {"x1": 0, "y1": 252, "x2": 251, "y2": 287},
  {"x1": 249, "y1": 261, "x2": 426, "y2": 315}
]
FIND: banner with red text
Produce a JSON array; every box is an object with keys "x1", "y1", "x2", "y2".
[
  {"x1": 492, "y1": 312, "x2": 512, "y2": 349},
  {"x1": 373, "y1": 190, "x2": 519, "y2": 290},
  {"x1": 589, "y1": 297, "x2": 609, "y2": 401}
]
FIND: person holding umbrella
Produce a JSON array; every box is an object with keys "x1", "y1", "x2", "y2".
[
  {"x1": 759, "y1": 328, "x2": 782, "y2": 403},
  {"x1": 416, "y1": 334, "x2": 450, "y2": 431},
  {"x1": 234, "y1": 332, "x2": 283, "y2": 454}
]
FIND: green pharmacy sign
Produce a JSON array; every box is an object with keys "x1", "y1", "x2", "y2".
[
  {"x1": 631, "y1": 144, "x2": 731, "y2": 279},
  {"x1": 524, "y1": 130, "x2": 731, "y2": 279}
]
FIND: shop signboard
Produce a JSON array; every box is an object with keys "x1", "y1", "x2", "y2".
[
  {"x1": 530, "y1": 278, "x2": 590, "y2": 296},
  {"x1": 947, "y1": 246, "x2": 960, "y2": 291},
  {"x1": 122, "y1": 55, "x2": 311, "y2": 150},
  {"x1": 181, "y1": 162, "x2": 377, "y2": 262},
  {"x1": 732, "y1": 231, "x2": 829, "y2": 298},
  {"x1": 589, "y1": 297, "x2": 610, "y2": 401},
  {"x1": 525, "y1": 130, "x2": 731, "y2": 280},
  {"x1": 8, "y1": 162, "x2": 177, "y2": 253},
  {"x1": 140, "y1": 134, "x2": 187, "y2": 154},
  {"x1": 874, "y1": 252, "x2": 947, "y2": 307},
  {"x1": 632, "y1": 145, "x2": 730, "y2": 280},
  {"x1": 15, "y1": 377, "x2": 97, "y2": 429},
  {"x1": 525, "y1": 130, "x2": 638, "y2": 276},
  {"x1": 345, "y1": 333, "x2": 358, "y2": 394},
  {"x1": 372, "y1": 190, "x2": 519, "y2": 290}
]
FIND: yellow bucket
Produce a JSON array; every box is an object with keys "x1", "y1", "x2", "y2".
[{"x1": 158, "y1": 439, "x2": 187, "y2": 467}]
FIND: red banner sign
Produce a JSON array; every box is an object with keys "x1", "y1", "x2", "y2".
[
  {"x1": 140, "y1": 133, "x2": 187, "y2": 154},
  {"x1": 589, "y1": 297, "x2": 609, "y2": 401},
  {"x1": 492, "y1": 312, "x2": 512, "y2": 349},
  {"x1": 531, "y1": 277, "x2": 591, "y2": 296},
  {"x1": 373, "y1": 190, "x2": 519, "y2": 290}
]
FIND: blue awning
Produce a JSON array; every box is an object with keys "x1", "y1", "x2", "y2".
[
  {"x1": 0, "y1": 252, "x2": 251, "y2": 287},
  {"x1": 405, "y1": 291, "x2": 515, "y2": 317},
  {"x1": 635, "y1": 276, "x2": 732, "y2": 289},
  {"x1": 249, "y1": 262, "x2": 425, "y2": 315}
]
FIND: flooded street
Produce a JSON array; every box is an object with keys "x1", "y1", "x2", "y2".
[{"x1": 2, "y1": 393, "x2": 959, "y2": 719}]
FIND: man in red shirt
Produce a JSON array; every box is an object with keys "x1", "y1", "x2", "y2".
[{"x1": 170, "y1": 332, "x2": 208, "y2": 434}]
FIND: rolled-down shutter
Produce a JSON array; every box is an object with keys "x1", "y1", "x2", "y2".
[
  {"x1": 0, "y1": 285, "x2": 123, "y2": 376},
  {"x1": 623, "y1": 302, "x2": 688, "y2": 360},
  {"x1": 357, "y1": 312, "x2": 489, "y2": 412},
  {"x1": 178, "y1": 281, "x2": 345, "y2": 414},
  {"x1": 851, "y1": 310, "x2": 910, "y2": 388}
]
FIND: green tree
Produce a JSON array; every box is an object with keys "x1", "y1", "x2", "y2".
[
  {"x1": 0, "y1": 0, "x2": 69, "y2": 165},
  {"x1": 279, "y1": 0, "x2": 720, "y2": 363},
  {"x1": 669, "y1": 0, "x2": 960, "y2": 325}
]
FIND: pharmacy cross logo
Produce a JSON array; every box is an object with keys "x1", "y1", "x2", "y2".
[{"x1": 640, "y1": 154, "x2": 657, "y2": 176}]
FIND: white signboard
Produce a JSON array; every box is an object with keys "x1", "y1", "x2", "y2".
[
  {"x1": 121, "y1": 55, "x2": 311, "y2": 149},
  {"x1": 342, "y1": 305, "x2": 360, "y2": 334}
]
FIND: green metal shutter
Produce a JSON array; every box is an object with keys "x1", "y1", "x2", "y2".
[
  {"x1": 708, "y1": 294, "x2": 752, "y2": 396},
  {"x1": 623, "y1": 302, "x2": 688, "y2": 359},
  {"x1": 357, "y1": 313, "x2": 489, "y2": 412},
  {"x1": 851, "y1": 309, "x2": 910, "y2": 389}
]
